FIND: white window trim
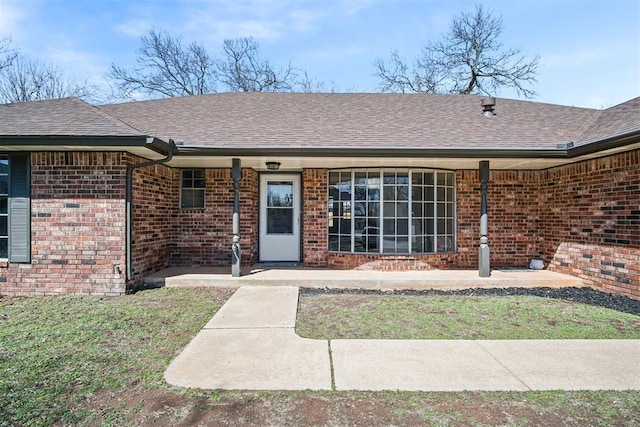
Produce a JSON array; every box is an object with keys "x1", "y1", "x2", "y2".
[{"x1": 328, "y1": 168, "x2": 456, "y2": 255}]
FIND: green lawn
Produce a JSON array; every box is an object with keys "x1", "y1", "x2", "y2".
[
  {"x1": 0, "y1": 288, "x2": 231, "y2": 426},
  {"x1": 1, "y1": 287, "x2": 639, "y2": 426},
  {"x1": 296, "y1": 293, "x2": 640, "y2": 340}
]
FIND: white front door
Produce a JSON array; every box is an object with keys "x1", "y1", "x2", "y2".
[{"x1": 259, "y1": 174, "x2": 301, "y2": 262}]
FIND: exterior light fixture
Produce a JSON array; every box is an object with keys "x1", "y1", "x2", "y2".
[{"x1": 266, "y1": 161, "x2": 281, "y2": 170}]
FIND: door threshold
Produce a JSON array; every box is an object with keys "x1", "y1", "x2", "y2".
[{"x1": 255, "y1": 262, "x2": 300, "y2": 268}]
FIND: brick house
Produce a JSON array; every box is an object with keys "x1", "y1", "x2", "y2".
[{"x1": 0, "y1": 93, "x2": 638, "y2": 298}]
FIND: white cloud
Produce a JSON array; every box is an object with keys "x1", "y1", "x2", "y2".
[
  {"x1": 207, "y1": 0, "x2": 290, "y2": 15},
  {"x1": 340, "y1": 0, "x2": 376, "y2": 15},
  {"x1": 186, "y1": 16, "x2": 282, "y2": 42},
  {"x1": 288, "y1": 8, "x2": 324, "y2": 32},
  {"x1": 44, "y1": 47, "x2": 107, "y2": 78},
  {"x1": 115, "y1": 19, "x2": 153, "y2": 38},
  {"x1": 233, "y1": 20, "x2": 282, "y2": 39},
  {"x1": 0, "y1": 0, "x2": 26, "y2": 36},
  {"x1": 179, "y1": 0, "x2": 329, "y2": 43}
]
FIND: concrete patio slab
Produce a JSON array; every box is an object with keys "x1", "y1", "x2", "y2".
[
  {"x1": 477, "y1": 339, "x2": 640, "y2": 391},
  {"x1": 165, "y1": 329, "x2": 332, "y2": 390},
  {"x1": 204, "y1": 285, "x2": 299, "y2": 329},
  {"x1": 331, "y1": 339, "x2": 529, "y2": 391},
  {"x1": 148, "y1": 266, "x2": 583, "y2": 291}
]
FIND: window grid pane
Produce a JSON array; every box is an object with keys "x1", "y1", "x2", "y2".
[
  {"x1": 328, "y1": 169, "x2": 455, "y2": 255},
  {"x1": 328, "y1": 171, "x2": 353, "y2": 251},
  {"x1": 181, "y1": 169, "x2": 206, "y2": 209}
]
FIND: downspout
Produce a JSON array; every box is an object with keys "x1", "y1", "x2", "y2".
[{"x1": 126, "y1": 139, "x2": 177, "y2": 282}]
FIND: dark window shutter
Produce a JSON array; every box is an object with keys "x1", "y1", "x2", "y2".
[{"x1": 9, "y1": 154, "x2": 30, "y2": 263}]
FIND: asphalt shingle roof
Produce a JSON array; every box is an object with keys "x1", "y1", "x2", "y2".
[
  {"x1": 101, "y1": 93, "x2": 612, "y2": 150},
  {"x1": 573, "y1": 96, "x2": 640, "y2": 145},
  {"x1": 0, "y1": 97, "x2": 145, "y2": 137},
  {"x1": 2, "y1": 94, "x2": 638, "y2": 152}
]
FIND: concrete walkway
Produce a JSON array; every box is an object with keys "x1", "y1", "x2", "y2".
[{"x1": 165, "y1": 286, "x2": 640, "y2": 392}]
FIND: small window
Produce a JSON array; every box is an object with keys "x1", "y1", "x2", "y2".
[{"x1": 180, "y1": 169, "x2": 205, "y2": 209}]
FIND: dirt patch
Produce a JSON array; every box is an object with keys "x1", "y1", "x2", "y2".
[{"x1": 79, "y1": 389, "x2": 640, "y2": 426}]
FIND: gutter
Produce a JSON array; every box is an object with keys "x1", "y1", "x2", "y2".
[
  {"x1": 125, "y1": 138, "x2": 178, "y2": 282},
  {"x1": 566, "y1": 128, "x2": 640, "y2": 158},
  {"x1": 169, "y1": 128, "x2": 640, "y2": 161},
  {"x1": 175, "y1": 146, "x2": 569, "y2": 159},
  {"x1": 0, "y1": 135, "x2": 171, "y2": 155}
]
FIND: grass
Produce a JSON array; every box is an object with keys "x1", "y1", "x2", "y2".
[
  {"x1": 296, "y1": 294, "x2": 640, "y2": 340},
  {"x1": 0, "y1": 287, "x2": 639, "y2": 426},
  {"x1": 0, "y1": 287, "x2": 232, "y2": 426}
]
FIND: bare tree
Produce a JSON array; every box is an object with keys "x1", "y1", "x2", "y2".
[
  {"x1": 1, "y1": 36, "x2": 17, "y2": 73},
  {"x1": 108, "y1": 30, "x2": 322, "y2": 98},
  {"x1": 298, "y1": 71, "x2": 342, "y2": 93},
  {"x1": 108, "y1": 29, "x2": 217, "y2": 99},
  {"x1": 0, "y1": 54, "x2": 92, "y2": 103},
  {"x1": 374, "y1": 5, "x2": 539, "y2": 98},
  {"x1": 217, "y1": 37, "x2": 299, "y2": 92}
]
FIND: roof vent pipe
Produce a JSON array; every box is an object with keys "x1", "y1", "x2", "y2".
[{"x1": 481, "y1": 97, "x2": 496, "y2": 116}]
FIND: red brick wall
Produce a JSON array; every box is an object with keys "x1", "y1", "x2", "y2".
[
  {"x1": 302, "y1": 169, "x2": 329, "y2": 266},
  {"x1": 129, "y1": 156, "x2": 175, "y2": 282},
  {"x1": 540, "y1": 149, "x2": 640, "y2": 299},
  {"x1": 310, "y1": 168, "x2": 541, "y2": 271},
  {"x1": 0, "y1": 152, "x2": 127, "y2": 296},
  {"x1": 171, "y1": 168, "x2": 258, "y2": 267},
  {"x1": 487, "y1": 170, "x2": 541, "y2": 267}
]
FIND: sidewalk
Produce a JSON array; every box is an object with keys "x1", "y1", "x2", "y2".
[{"x1": 164, "y1": 286, "x2": 640, "y2": 392}]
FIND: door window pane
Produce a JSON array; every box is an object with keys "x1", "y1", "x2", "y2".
[
  {"x1": 267, "y1": 208, "x2": 293, "y2": 234},
  {"x1": 267, "y1": 181, "x2": 294, "y2": 234},
  {"x1": 267, "y1": 182, "x2": 294, "y2": 207}
]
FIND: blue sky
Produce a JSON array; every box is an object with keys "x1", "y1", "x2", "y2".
[{"x1": 0, "y1": 0, "x2": 638, "y2": 108}]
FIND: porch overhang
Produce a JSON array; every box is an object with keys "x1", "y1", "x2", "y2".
[
  {"x1": 163, "y1": 135, "x2": 640, "y2": 171},
  {"x1": 0, "y1": 135, "x2": 174, "y2": 160}
]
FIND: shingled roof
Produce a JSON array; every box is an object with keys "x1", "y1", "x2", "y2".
[
  {"x1": 573, "y1": 96, "x2": 640, "y2": 145},
  {"x1": 0, "y1": 97, "x2": 145, "y2": 137},
  {"x1": 101, "y1": 93, "x2": 616, "y2": 151},
  {"x1": 2, "y1": 94, "x2": 639, "y2": 156}
]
